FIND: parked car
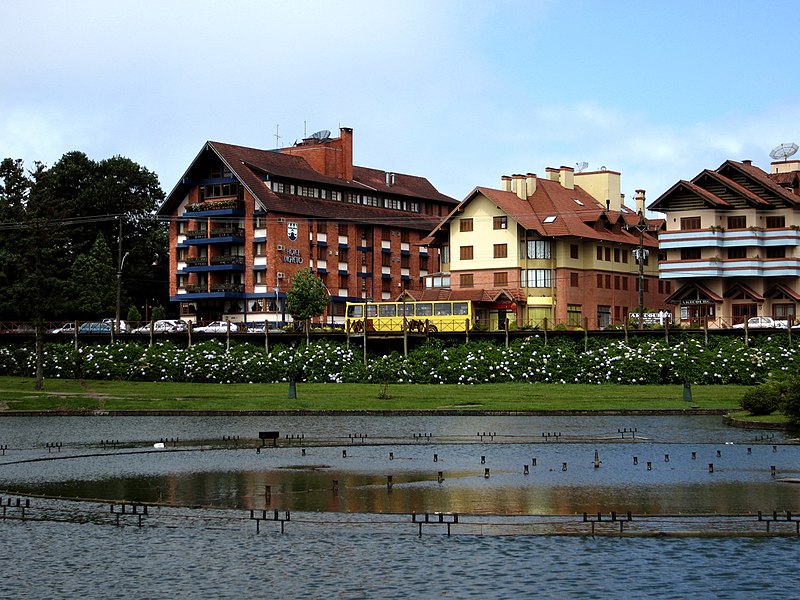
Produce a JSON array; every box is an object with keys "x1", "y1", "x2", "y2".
[
  {"x1": 79, "y1": 322, "x2": 112, "y2": 333},
  {"x1": 130, "y1": 320, "x2": 188, "y2": 334},
  {"x1": 245, "y1": 322, "x2": 284, "y2": 334},
  {"x1": 50, "y1": 323, "x2": 77, "y2": 334},
  {"x1": 194, "y1": 321, "x2": 241, "y2": 333},
  {"x1": 102, "y1": 318, "x2": 129, "y2": 333},
  {"x1": 732, "y1": 317, "x2": 788, "y2": 329}
]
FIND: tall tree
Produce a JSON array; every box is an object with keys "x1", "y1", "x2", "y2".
[{"x1": 285, "y1": 268, "x2": 329, "y2": 345}]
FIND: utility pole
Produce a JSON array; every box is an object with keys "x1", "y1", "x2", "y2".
[{"x1": 115, "y1": 217, "x2": 129, "y2": 335}]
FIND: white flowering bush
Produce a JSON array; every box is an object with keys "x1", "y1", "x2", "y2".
[{"x1": 0, "y1": 333, "x2": 796, "y2": 385}]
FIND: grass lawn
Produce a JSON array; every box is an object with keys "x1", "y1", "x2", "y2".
[{"x1": 0, "y1": 376, "x2": 747, "y2": 413}]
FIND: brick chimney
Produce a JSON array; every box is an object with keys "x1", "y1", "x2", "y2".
[{"x1": 634, "y1": 189, "x2": 646, "y2": 216}]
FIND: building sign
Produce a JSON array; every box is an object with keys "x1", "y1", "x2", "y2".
[
  {"x1": 287, "y1": 221, "x2": 298, "y2": 241},
  {"x1": 681, "y1": 299, "x2": 715, "y2": 305},
  {"x1": 283, "y1": 247, "x2": 303, "y2": 264}
]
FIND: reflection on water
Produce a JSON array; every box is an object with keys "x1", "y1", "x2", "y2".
[{"x1": 0, "y1": 416, "x2": 797, "y2": 514}]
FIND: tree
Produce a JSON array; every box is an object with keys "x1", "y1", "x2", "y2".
[
  {"x1": 67, "y1": 233, "x2": 117, "y2": 318},
  {"x1": 285, "y1": 269, "x2": 329, "y2": 345}
]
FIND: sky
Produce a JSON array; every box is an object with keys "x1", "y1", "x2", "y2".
[{"x1": 2, "y1": 0, "x2": 799, "y2": 212}]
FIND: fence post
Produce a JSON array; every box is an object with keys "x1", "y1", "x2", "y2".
[{"x1": 542, "y1": 317, "x2": 548, "y2": 347}]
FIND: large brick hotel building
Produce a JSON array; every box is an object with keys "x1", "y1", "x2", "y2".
[{"x1": 158, "y1": 128, "x2": 457, "y2": 326}]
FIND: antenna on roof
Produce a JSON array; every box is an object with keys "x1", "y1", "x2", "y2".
[
  {"x1": 274, "y1": 124, "x2": 281, "y2": 148},
  {"x1": 309, "y1": 130, "x2": 331, "y2": 142},
  {"x1": 769, "y1": 143, "x2": 798, "y2": 161},
  {"x1": 575, "y1": 161, "x2": 588, "y2": 173}
]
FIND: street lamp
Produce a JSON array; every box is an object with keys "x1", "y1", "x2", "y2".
[
  {"x1": 629, "y1": 212, "x2": 650, "y2": 331},
  {"x1": 115, "y1": 251, "x2": 130, "y2": 335}
]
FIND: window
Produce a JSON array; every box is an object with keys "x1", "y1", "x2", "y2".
[
  {"x1": 570, "y1": 272, "x2": 579, "y2": 287},
  {"x1": 605, "y1": 248, "x2": 611, "y2": 261},
  {"x1": 494, "y1": 243, "x2": 508, "y2": 258},
  {"x1": 339, "y1": 248, "x2": 349, "y2": 263},
  {"x1": 622, "y1": 250, "x2": 628, "y2": 264},
  {"x1": 596, "y1": 247, "x2": 603, "y2": 261},
  {"x1": 727, "y1": 247, "x2": 746, "y2": 259},
  {"x1": 525, "y1": 269, "x2": 551, "y2": 288},
  {"x1": 460, "y1": 273, "x2": 474, "y2": 288},
  {"x1": 766, "y1": 247, "x2": 786, "y2": 259},
  {"x1": 493, "y1": 216, "x2": 508, "y2": 230},
  {"x1": 597, "y1": 274, "x2": 603, "y2": 288},
  {"x1": 614, "y1": 249, "x2": 620, "y2": 262},
  {"x1": 381, "y1": 279, "x2": 392, "y2": 293},
  {"x1": 614, "y1": 275, "x2": 621, "y2": 290},
  {"x1": 460, "y1": 218, "x2": 474, "y2": 232},
  {"x1": 400, "y1": 254, "x2": 409, "y2": 268},
  {"x1": 441, "y1": 245, "x2": 450, "y2": 264},
  {"x1": 460, "y1": 246, "x2": 474, "y2": 260},
  {"x1": 382, "y1": 253, "x2": 391, "y2": 267},
  {"x1": 680, "y1": 217, "x2": 701, "y2": 230},
  {"x1": 681, "y1": 248, "x2": 701, "y2": 260},
  {"x1": 382, "y1": 227, "x2": 391, "y2": 240},
  {"x1": 570, "y1": 244, "x2": 579, "y2": 259},
  {"x1": 622, "y1": 277, "x2": 628, "y2": 291},
  {"x1": 527, "y1": 240, "x2": 551, "y2": 259},
  {"x1": 766, "y1": 215, "x2": 786, "y2": 229},
  {"x1": 604, "y1": 274, "x2": 611, "y2": 288},
  {"x1": 567, "y1": 304, "x2": 582, "y2": 327},
  {"x1": 400, "y1": 229, "x2": 409, "y2": 243},
  {"x1": 434, "y1": 303, "x2": 452, "y2": 316},
  {"x1": 494, "y1": 272, "x2": 508, "y2": 287},
  {"x1": 727, "y1": 216, "x2": 746, "y2": 229},
  {"x1": 597, "y1": 305, "x2": 611, "y2": 329},
  {"x1": 773, "y1": 304, "x2": 796, "y2": 320}
]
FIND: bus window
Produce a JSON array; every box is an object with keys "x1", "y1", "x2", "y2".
[
  {"x1": 399, "y1": 304, "x2": 414, "y2": 316},
  {"x1": 367, "y1": 304, "x2": 378, "y2": 317},
  {"x1": 416, "y1": 303, "x2": 432, "y2": 316},
  {"x1": 379, "y1": 304, "x2": 397, "y2": 317},
  {"x1": 434, "y1": 303, "x2": 452, "y2": 316},
  {"x1": 453, "y1": 302, "x2": 469, "y2": 316},
  {"x1": 348, "y1": 305, "x2": 363, "y2": 318}
]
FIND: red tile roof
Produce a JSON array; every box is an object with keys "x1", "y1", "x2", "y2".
[
  {"x1": 159, "y1": 140, "x2": 457, "y2": 224},
  {"x1": 431, "y1": 177, "x2": 659, "y2": 248}
]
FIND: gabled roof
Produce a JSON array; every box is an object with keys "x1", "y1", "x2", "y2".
[
  {"x1": 158, "y1": 140, "x2": 457, "y2": 225},
  {"x1": 649, "y1": 159, "x2": 800, "y2": 213},
  {"x1": 430, "y1": 178, "x2": 658, "y2": 248},
  {"x1": 664, "y1": 281, "x2": 723, "y2": 305}
]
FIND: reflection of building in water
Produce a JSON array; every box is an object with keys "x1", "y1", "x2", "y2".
[{"x1": 158, "y1": 127, "x2": 457, "y2": 327}]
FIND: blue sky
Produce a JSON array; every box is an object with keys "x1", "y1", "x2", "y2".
[{"x1": 2, "y1": 0, "x2": 798, "y2": 211}]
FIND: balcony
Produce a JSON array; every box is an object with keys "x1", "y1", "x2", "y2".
[
  {"x1": 659, "y1": 227, "x2": 800, "y2": 250},
  {"x1": 660, "y1": 257, "x2": 800, "y2": 278},
  {"x1": 211, "y1": 226, "x2": 245, "y2": 238},
  {"x1": 185, "y1": 257, "x2": 209, "y2": 267},
  {"x1": 210, "y1": 283, "x2": 244, "y2": 293},
  {"x1": 184, "y1": 199, "x2": 244, "y2": 217},
  {"x1": 211, "y1": 255, "x2": 245, "y2": 266}
]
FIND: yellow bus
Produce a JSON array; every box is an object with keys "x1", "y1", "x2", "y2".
[{"x1": 345, "y1": 300, "x2": 472, "y2": 333}]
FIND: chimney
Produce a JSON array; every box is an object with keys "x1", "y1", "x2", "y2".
[
  {"x1": 742, "y1": 159, "x2": 752, "y2": 166},
  {"x1": 525, "y1": 173, "x2": 537, "y2": 196},
  {"x1": 634, "y1": 189, "x2": 646, "y2": 216},
  {"x1": 501, "y1": 175, "x2": 512, "y2": 192},
  {"x1": 559, "y1": 166, "x2": 574, "y2": 190},
  {"x1": 385, "y1": 172, "x2": 395, "y2": 187},
  {"x1": 546, "y1": 167, "x2": 560, "y2": 181},
  {"x1": 512, "y1": 174, "x2": 527, "y2": 200},
  {"x1": 340, "y1": 127, "x2": 353, "y2": 181}
]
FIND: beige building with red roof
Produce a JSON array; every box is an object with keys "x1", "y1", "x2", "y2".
[
  {"x1": 648, "y1": 158, "x2": 800, "y2": 327},
  {"x1": 157, "y1": 128, "x2": 457, "y2": 325},
  {"x1": 424, "y1": 167, "x2": 670, "y2": 330}
]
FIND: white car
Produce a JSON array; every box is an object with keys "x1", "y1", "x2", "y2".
[
  {"x1": 131, "y1": 320, "x2": 188, "y2": 334},
  {"x1": 732, "y1": 317, "x2": 788, "y2": 329},
  {"x1": 50, "y1": 323, "x2": 77, "y2": 334},
  {"x1": 102, "y1": 319, "x2": 129, "y2": 333},
  {"x1": 194, "y1": 321, "x2": 241, "y2": 333}
]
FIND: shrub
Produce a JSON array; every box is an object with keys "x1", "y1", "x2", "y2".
[{"x1": 740, "y1": 386, "x2": 778, "y2": 416}]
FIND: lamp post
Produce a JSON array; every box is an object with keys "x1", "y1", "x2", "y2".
[
  {"x1": 115, "y1": 251, "x2": 130, "y2": 335},
  {"x1": 363, "y1": 296, "x2": 372, "y2": 366},
  {"x1": 630, "y1": 212, "x2": 649, "y2": 331}
]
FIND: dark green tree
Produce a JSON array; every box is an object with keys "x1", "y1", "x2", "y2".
[
  {"x1": 285, "y1": 268, "x2": 329, "y2": 345},
  {"x1": 67, "y1": 233, "x2": 117, "y2": 318}
]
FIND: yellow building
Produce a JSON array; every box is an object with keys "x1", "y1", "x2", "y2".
[{"x1": 423, "y1": 167, "x2": 669, "y2": 330}]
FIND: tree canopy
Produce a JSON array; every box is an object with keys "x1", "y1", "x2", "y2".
[
  {"x1": 0, "y1": 152, "x2": 169, "y2": 322},
  {"x1": 286, "y1": 268, "x2": 329, "y2": 329}
]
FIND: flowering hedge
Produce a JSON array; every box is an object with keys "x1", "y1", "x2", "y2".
[{"x1": 0, "y1": 334, "x2": 795, "y2": 385}]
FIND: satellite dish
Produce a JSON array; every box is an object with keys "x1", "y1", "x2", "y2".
[
  {"x1": 769, "y1": 143, "x2": 798, "y2": 161},
  {"x1": 575, "y1": 161, "x2": 589, "y2": 173},
  {"x1": 309, "y1": 130, "x2": 331, "y2": 141}
]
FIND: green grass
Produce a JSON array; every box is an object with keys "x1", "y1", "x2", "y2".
[
  {"x1": 0, "y1": 377, "x2": 745, "y2": 412},
  {"x1": 726, "y1": 410, "x2": 791, "y2": 425}
]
